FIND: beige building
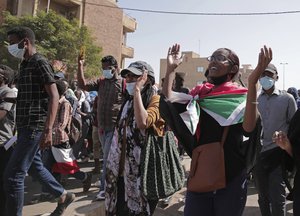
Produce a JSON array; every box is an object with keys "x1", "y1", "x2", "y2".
[
  {"x1": 160, "y1": 51, "x2": 253, "y2": 89},
  {"x1": 160, "y1": 51, "x2": 209, "y2": 90},
  {"x1": 0, "y1": 0, "x2": 137, "y2": 67},
  {"x1": 239, "y1": 64, "x2": 254, "y2": 87}
]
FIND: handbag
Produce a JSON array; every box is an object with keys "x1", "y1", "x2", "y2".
[
  {"x1": 187, "y1": 127, "x2": 229, "y2": 193},
  {"x1": 140, "y1": 129, "x2": 185, "y2": 200}
]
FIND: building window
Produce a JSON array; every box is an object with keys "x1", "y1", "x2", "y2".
[{"x1": 197, "y1": 66, "x2": 204, "y2": 73}]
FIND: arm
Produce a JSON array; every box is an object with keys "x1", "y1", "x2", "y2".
[
  {"x1": 273, "y1": 131, "x2": 293, "y2": 157},
  {"x1": 162, "y1": 44, "x2": 184, "y2": 98},
  {"x1": 39, "y1": 83, "x2": 59, "y2": 149},
  {"x1": 243, "y1": 46, "x2": 272, "y2": 132},
  {"x1": 77, "y1": 56, "x2": 89, "y2": 91},
  {"x1": 77, "y1": 100, "x2": 91, "y2": 117},
  {"x1": 0, "y1": 89, "x2": 16, "y2": 120},
  {"x1": 134, "y1": 72, "x2": 149, "y2": 129},
  {"x1": 77, "y1": 108, "x2": 88, "y2": 117}
]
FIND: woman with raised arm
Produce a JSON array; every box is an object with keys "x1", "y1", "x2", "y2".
[
  {"x1": 105, "y1": 61, "x2": 166, "y2": 216},
  {"x1": 162, "y1": 44, "x2": 272, "y2": 216}
]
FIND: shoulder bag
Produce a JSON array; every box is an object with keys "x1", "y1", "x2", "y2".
[{"x1": 187, "y1": 127, "x2": 229, "y2": 192}]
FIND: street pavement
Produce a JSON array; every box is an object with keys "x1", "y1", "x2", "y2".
[{"x1": 22, "y1": 156, "x2": 293, "y2": 216}]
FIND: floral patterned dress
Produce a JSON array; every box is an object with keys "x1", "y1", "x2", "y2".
[{"x1": 105, "y1": 95, "x2": 163, "y2": 216}]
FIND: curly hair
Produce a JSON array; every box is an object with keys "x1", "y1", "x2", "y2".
[{"x1": 101, "y1": 55, "x2": 118, "y2": 68}]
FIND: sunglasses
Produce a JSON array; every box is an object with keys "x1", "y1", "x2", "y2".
[{"x1": 207, "y1": 55, "x2": 235, "y2": 65}]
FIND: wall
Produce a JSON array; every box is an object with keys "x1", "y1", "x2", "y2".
[
  {"x1": 83, "y1": 0, "x2": 123, "y2": 66},
  {"x1": 160, "y1": 51, "x2": 209, "y2": 90}
]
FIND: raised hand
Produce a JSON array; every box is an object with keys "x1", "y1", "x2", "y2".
[
  {"x1": 272, "y1": 131, "x2": 292, "y2": 153},
  {"x1": 248, "y1": 46, "x2": 272, "y2": 85},
  {"x1": 78, "y1": 54, "x2": 85, "y2": 67},
  {"x1": 167, "y1": 44, "x2": 184, "y2": 73},
  {"x1": 135, "y1": 72, "x2": 148, "y2": 91}
]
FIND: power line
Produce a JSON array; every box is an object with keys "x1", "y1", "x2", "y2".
[{"x1": 74, "y1": 1, "x2": 300, "y2": 16}]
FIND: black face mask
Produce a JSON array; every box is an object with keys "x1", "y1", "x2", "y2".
[{"x1": 208, "y1": 73, "x2": 229, "y2": 85}]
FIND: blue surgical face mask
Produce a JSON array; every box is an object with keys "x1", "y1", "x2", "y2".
[
  {"x1": 7, "y1": 42, "x2": 25, "y2": 59},
  {"x1": 126, "y1": 82, "x2": 136, "y2": 95},
  {"x1": 259, "y1": 76, "x2": 275, "y2": 90},
  {"x1": 103, "y1": 69, "x2": 113, "y2": 79}
]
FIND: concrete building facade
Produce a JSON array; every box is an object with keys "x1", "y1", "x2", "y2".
[
  {"x1": 160, "y1": 51, "x2": 253, "y2": 90},
  {"x1": 0, "y1": 0, "x2": 136, "y2": 67},
  {"x1": 160, "y1": 51, "x2": 209, "y2": 90}
]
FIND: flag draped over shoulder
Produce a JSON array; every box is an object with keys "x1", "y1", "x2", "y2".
[
  {"x1": 200, "y1": 92, "x2": 247, "y2": 126},
  {"x1": 169, "y1": 82, "x2": 248, "y2": 135},
  {"x1": 159, "y1": 82, "x2": 248, "y2": 157}
]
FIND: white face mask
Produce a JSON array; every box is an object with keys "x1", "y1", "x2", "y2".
[
  {"x1": 126, "y1": 82, "x2": 136, "y2": 95},
  {"x1": 103, "y1": 69, "x2": 114, "y2": 79},
  {"x1": 7, "y1": 43, "x2": 25, "y2": 59},
  {"x1": 259, "y1": 76, "x2": 275, "y2": 90}
]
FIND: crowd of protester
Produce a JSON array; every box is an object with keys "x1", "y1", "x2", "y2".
[{"x1": 2, "y1": 25, "x2": 300, "y2": 216}]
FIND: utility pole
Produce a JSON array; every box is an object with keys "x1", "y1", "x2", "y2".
[{"x1": 280, "y1": 62, "x2": 288, "y2": 90}]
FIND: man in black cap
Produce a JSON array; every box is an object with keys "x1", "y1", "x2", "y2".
[{"x1": 254, "y1": 63, "x2": 297, "y2": 216}]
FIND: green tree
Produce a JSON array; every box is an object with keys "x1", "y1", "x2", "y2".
[{"x1": 0, "y1": 10, "x2": 102, "y2": 79}]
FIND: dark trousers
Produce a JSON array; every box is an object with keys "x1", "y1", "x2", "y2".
[
  {"x1": 253, "y1": 162, "x2": 286, "y2": 216},
  {"x1": 184, "y1": 170, "x2": 247, "y2": 216},
  {"x1": 294, "y1": 197, "x2": 300, "y2": 216},
  {"x1": 73, "y1": 120, "x2": 90, "y2": 159},
  {"x1": 293, "y1": 172, "x2": 300, "y2": 216},
  {"x1": 4, "y1": 129, "x2": 65, "y2": 216},
  {"x1": 116, "y1": 177, "x2": 158, "y2": 215},
  {"x1": 0, "y1": 146, "x2": 13, "y2": 216}
]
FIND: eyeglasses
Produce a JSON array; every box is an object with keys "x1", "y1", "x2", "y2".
[{"x1": 207, "y1": 55, "x2": 234, "y2": 65}]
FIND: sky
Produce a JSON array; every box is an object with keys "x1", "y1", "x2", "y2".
[{"x1": 117, "y1": 0, "x2": 300, "y2": 90}]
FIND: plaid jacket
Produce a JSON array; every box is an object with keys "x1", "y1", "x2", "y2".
[
  {"x1": 87, "y1": 77, "x2": 125, "y2": 131},
  {"x1": 16, "y1": 53, "x2": 56, "y2": 130},
  {"x1": 52, "y1": 96, "x2": 72, "y2": 145}
]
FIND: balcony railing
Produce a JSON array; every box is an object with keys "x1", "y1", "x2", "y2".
[
  {"x1": 122, "y1": 45, "x2": 134, "y2": 58},
  {"x1": 123, "y1": 14, "x2": 137, "y2": 33},
  {"x1": 51, "y1": 0, "x2": 82, "y2": 6}
]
